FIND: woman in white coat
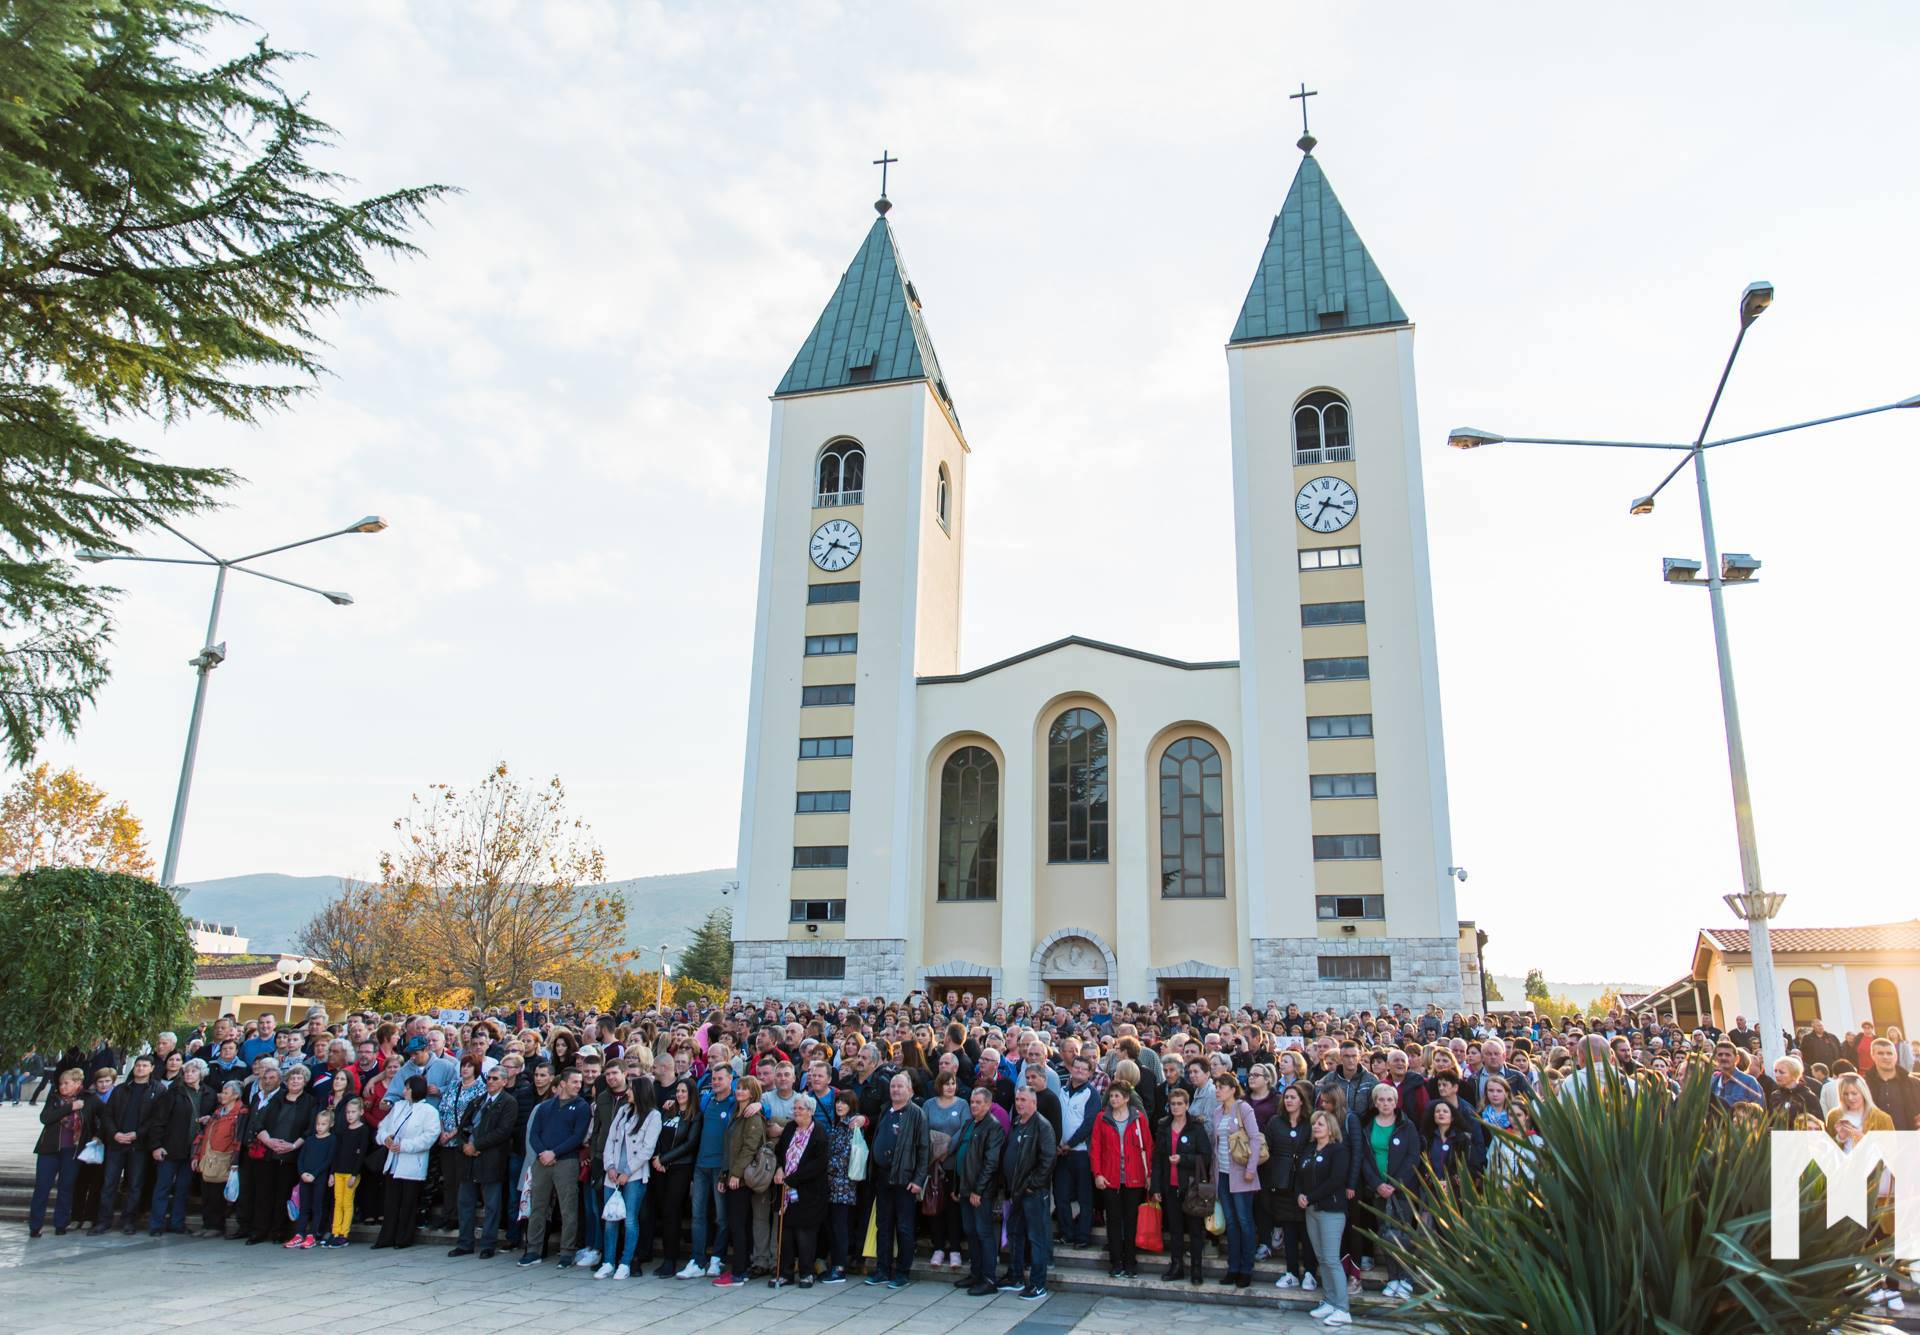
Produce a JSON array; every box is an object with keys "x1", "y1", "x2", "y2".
[{"x1": 373, "y1": 1076, "x2": 441, "y2": 1249}]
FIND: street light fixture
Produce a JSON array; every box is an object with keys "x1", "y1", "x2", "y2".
[
  {"x1": 1451, "y1": 281, "x2": 1918, "y2": 1065},
  {"x1": 274, "y1": 954, "x2": 316, "y2": 1023},
  {"x1": 77, "y1": 514, "x2": 387, "y2": 887}
]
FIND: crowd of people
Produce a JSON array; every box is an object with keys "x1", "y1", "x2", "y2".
[{"x1": 13, "y1": 992, "x2": 1918, "y2": 1326}]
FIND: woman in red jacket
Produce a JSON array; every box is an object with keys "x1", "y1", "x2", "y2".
[{"x1": 1090, "y1": 1081, "x2": 1153, "y2": 1278}]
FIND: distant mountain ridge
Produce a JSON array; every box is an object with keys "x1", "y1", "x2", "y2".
[{"x1": 180, "y1": 868, "x2": 738, "y2": 960}]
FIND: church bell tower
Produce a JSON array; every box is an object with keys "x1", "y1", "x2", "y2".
[
  {"x1": 1225, "y1": 135, "x2": 1462, "y2": 1007},
  {"x1": 729, "y1": 186, "x2": 968, "y2": 999}
]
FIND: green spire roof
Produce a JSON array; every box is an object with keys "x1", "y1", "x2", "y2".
[
  {"x1": 1229, "y1": 153, "x2": 1408, "y2": 344},
  {"x1": 775, "y1": 215, "x2": 956, "y2": 415}
]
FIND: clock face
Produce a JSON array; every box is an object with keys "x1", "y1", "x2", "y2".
[
  {"x1": 1295, "y1": 476, "x2": 1358, "y2": 533},
  {"x1": 809, "y1": 518, "x2": 862, "y2": 571}
]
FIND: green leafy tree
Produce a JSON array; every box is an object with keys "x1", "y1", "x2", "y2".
[
  {"x1": 1484, "y1": 975, "x2": 1503, "y2": 1003},
  {"x1": 1524, "y1": 968, "x2": 1550, "y2": 1003},
  {"x1": 0, "y1": 866, "x2": 194, "y2": 1061},
  {"x1": 677, "y1": 907, "x2": 733, "y2": 990},
  {"x1": 0, "y1": 0, "x2": 449, "y2": 765},
  {"x1": 1382, "y1": 1069, "x2": 1885, "y2": 1332}
]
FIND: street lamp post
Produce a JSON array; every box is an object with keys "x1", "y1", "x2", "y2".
[
  {"x1": 275, "y1": 954, "x2": 316, "y2": 1023},
  {"x1": 656, "y1": 943, "x2": 673, "y2": 1012},
  {"x1": 1449, "y1": 283, "x2": 1917, "y2": 1065},
  {"x1": 80, "y1": 515, "x2": 387, "y2": 887}
]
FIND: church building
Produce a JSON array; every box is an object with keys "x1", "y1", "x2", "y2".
[{"x1": 730, "y1": 137, "x2": 1471, "y2": 1009}]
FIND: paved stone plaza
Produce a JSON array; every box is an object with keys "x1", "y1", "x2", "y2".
[{"x1": 0, "y1": 1106, "x2": 1389, "y2": 1333}]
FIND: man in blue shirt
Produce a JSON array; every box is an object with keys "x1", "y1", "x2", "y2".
[
  {"x1": 676, "y1": 1064, "x2": 735, "y2": 1278},
  {"x1": 1709, "y1": 1042, "x2": 1763, "y2": 1109},
  {"x1": 516, "y1": 1068, "x2": 590, "y2": 1267},
  {"x1": 238, "y1": 1015, "x2": 278, "y2": 1067}
]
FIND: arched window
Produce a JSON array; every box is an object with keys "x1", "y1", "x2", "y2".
[
  {"x1": 936, "y1": 462, "x2": 951, "y2": 531},
  {"x1": 1293, "y1": 390, "x2": 1352, "y2": 464},
  {"x1": 816, "y1": 440, "x2": 865, "y2": 506},
  {"x1": 1159, "y1": 737, "x2": 1224, "y2": 898},
  {"x1": 1047, "y1": 707, "x2": 1109, "y2": 864},
  {"x1": 1869, "y1": 977, "x2": 1904, "y2": 1032},
  {"x1": 937, "y1": 746, "x2": 997, "y2": 901},
  {"x1": 1788, "y1": 978, "x2": 1821, "y2": 1028},
  {"x1": 1712, "y1": 993, "x2": 1725, "y2": 1031}
]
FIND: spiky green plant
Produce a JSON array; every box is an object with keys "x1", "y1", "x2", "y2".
[{"x1": 1377, "y1": 1067, "x2": 1893, "y2": 1333}]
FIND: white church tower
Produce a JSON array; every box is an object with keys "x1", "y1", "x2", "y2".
[
  {"x1": 1226, "y1": 139, "x2": 1463, "y2": 1006},
  {"x1": 729, "y1": 192, "x2": 968, "y2": 999}
]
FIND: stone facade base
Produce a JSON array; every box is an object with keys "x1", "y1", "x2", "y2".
[
  {"x1": 730, "y1": 937, "x2": 907, "y2": 1001},
  {"x1": 1251, "y1": 936, "x2": 1464, "y2": 1011}
]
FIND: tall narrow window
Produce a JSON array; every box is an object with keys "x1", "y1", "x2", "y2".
[
  {"x1": 936, "y1": 462, "x2": 951, "y2": 532},
  {"x1": 1292, "y1": 391, "x2": 1352, "y2": 464},
  {"x1": 816, "y1": 440, "x2": 865, "y2": 506},
  {"x1": 1159, "y1": 737, "x2": 1224, "y2": 898},
  {"x1": 1047, "y1": 708, "x2": 1109, "y2": 863},
  {"x1": 1869, "y1": 977, "x2": 1904, "y2": 1032},
  {"x1": 937, "y1": 746, "x2": 998, "y2": 901},
  {"x1": 1788, "y1": 979, "x2": 1821, "y2": 1027}
]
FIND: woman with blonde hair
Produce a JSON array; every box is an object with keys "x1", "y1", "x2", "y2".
[{"x1": 1825, "y1": 1072, "x2": 1903, "y2": 1311}]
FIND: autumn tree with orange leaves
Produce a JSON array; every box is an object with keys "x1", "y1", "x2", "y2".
[
  {"x1": 0, "y1": 763, "x2": 152, "y2": 877},
  {"x1": 378, "y1": 764, "x2": 627, "y2": 1007}
]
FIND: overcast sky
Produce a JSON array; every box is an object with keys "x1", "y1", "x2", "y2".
[{"x1": 46, "y1": 2, "x2": 1920, "y2": 985}]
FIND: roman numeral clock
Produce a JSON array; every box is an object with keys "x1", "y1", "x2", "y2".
[{"x1": 1295, "y1": 476, "x2": 1357, "y2": 533}]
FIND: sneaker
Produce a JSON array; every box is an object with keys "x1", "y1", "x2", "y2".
[
  {"x1": 706, "y1": 1257, "x2": 723, "y2": 1278},
  {"x1": 1309, "y1": 1303, "x2": 1335, "y2": 1319},
  {"x1": 887, "y1": 1277, "x2": 909, "y2": 1290},
  {"x1": 951, "y1": 1257, "x2": 965, "y2": 1271},
  {"x1": 1303, "y1": 1272, "x2": 1319, "y2": 1292},
  {"x1": 283, "y1": 1237, "x2": 302, "y2": 1249},
  {"x1": 864, "y1": 1273, "x2": 888, "y2": 1286},
  {"x1": 1360, "y1": 1255, "x2": 1374, "y2": 1271},
  {"x1": 593, "y1": 1262, "x2": 614, "y2": 1279},
  {"x1": 715, "y1": 1272, "x2": 748, "y2": 1288},
  {"x1": 821, "y1": 1268, "x2": 847, "y2": 1284},
  {"x1": 931, "y1": 1250, "x2": 946, "y2": 1267},
  {"x1": 1324, "y1": 1313, "x2": 1352, "y2": 1327},
  {"x1": 517, "y1": 1252, "x2": 540, "y2": 1267},
  {"x1": 675, "y1": 1260, "x2": 704, "y2": 1279},
  {"x1": 997, "y1": 1277, "x2": 1026, "y2": 1292},
  {"x1": 1019, "y1": 1286, "x2": 1049, "y2": 1301},
  {"x1": 1255, "y1": 1244, "x2": 1272, "y2": 1261},
  {"x1": 299, "y1": 1235, "x2": 316, "y2": 1249},
  {"x1": 798, "y1": 1275, "x2": 814, "y2": 1289},
  {"x1": 577, "y1": 1248, "x2": 600, "y2": 1267},
  {"x1": 1276, "y1": 1273, "x2": 1300, "y2": 1288}
]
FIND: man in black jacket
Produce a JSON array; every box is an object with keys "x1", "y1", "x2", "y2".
[
  {"x1": 141, "y1": 1076, "x2": 199, "y2": 1235},
  {"x1": 954, "y1": 1085, "x2": 1007, "y2": 1295},
  {"x1": 452, "y1": 1066, "x2": 519, "y2": 1257},
  {"x1": 93, "y1": 1054, "x2": 157, "y2": 1233},
  {"x1": 1865, "y1": 1038, "x2": 1920, "y2": 1131},
  {"x1": 999, "y1": 1085, "x2": 1058, "y2": 1301},
  {"x1": 867, "y1": 1073, "x2": 930, "y2": 1289}
]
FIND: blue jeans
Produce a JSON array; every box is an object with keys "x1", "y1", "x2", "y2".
[
  {"x1": 1006, "y1": 1189, "x2": 1052, "y2": 1288},
  {"x1": 583, "y1": 1167, "x2": 603, "y2": 1255},
  {"x1": 1054, "y1": 1149, "x2": 1093, "y2": 1242},
  {"x1": 98, "y1": 1145, "x2": 146, "y2": 1227},
  {"x1": 962, "y1": 1195, "x2": 999, "y2": 1283},
  {"x1": 604, "y1": 1179, "x2": 647, "y2": 1268},
  {"x1": 1218, "y1": 1175, "x2": 1254, "y2": 1275},
  {"x1": 873, "y1": 1183, "x2": 916, "y2": 1280},
  {"x1": 31, "y1": 1150, "x2": 78, "y2": 1232},
  {"x1": 502, "y1": 1153, "x2": 524, "y2": 1243},
  {"x1": 691, "y1": 1164, "x2": 727, "y2": 1263},
  {"x1": 0, "y1": 1068, "x2": 22, "y2": 1102},
  {"x1": 149, "y1": 1159, "x2": 192, "y2": 1232}
]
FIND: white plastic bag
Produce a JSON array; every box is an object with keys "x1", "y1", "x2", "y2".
[
  {"x1": 601, "y1": 1190, "x2": 626, "y2": 1223},
  {"x1": 78, "y1": 1138, "x2": 104, "y2": 1166},
  {"x1": 225, "y1": 1170, "x2": 241, "y2": 1203},
  {"x1": 846, "y1": 1130, "x2": 869, "y2": 1183},
  {"x1": 517, "y1": 1162, "x2": 532, "y2": 1220}
]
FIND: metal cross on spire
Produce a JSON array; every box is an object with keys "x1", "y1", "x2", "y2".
[
  {"x1": 1290, "y1": 83, "x2": 1319, "y2": 154},
  {"x1": 873, "y1": 149, "x2": 898, "y2": 215}
]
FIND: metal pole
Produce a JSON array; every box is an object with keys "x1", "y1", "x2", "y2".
[
  {"x1": 656, "y1": 945, "x2": 670, "y2": 1011},
  {"x1": 1691, "y1": 448, "x2": 1783, "y2": 1063},
  {"x1": 159, "y1": 564, "x2": 228, "y2": 887},
  {"x1": 285, "y1": 976, "x2": 296, "y2": 1024}
]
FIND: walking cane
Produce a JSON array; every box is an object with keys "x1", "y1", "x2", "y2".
[{"x1": 770, "y1": 1186, "x2": 786, "y2": 1288}]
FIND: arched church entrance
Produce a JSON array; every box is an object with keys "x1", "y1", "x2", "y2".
[{"x1": 1034, "y1": 930, "x2": 1115, "y2": 1006}]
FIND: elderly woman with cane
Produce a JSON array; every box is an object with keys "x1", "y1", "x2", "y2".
[{"x1": 771, "y1": 1092, "x2": 830, "y2": 1287}]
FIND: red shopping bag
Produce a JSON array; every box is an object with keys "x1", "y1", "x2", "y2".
[{"x1": 1135, "y1": 1200, "x2": 1164, "y2": 1253}]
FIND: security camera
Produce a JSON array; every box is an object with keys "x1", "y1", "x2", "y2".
[{"x1": 806, "y1": 922, "x2": 818, "y2": 934}]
